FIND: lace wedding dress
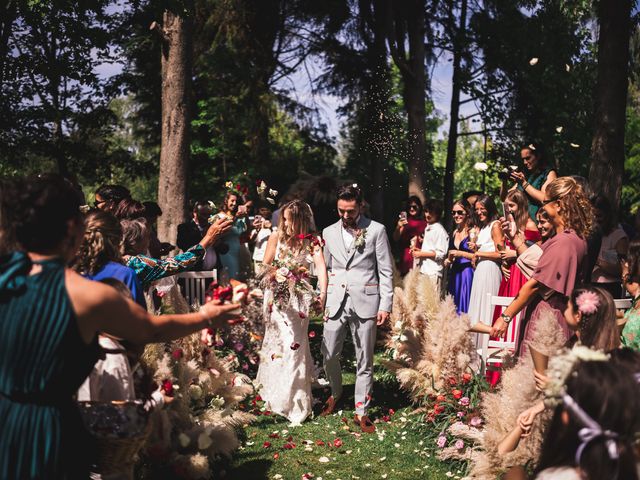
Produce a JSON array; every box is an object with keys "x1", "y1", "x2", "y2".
[{"x1": 255, "y1": 242, "x2": 314, "y2": 426}]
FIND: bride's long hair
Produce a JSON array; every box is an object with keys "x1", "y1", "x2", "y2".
[{"x1": 277, "y1": 200, "x2": 317, "y2": 249}]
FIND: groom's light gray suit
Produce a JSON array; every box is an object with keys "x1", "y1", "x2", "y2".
[{"x1": 321, "y1": 216, "x2": 393, "y2": 415}]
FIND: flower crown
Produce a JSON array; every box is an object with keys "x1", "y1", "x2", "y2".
[
  {"x1": 543, "y1": 345, "x2": 609, "y2": 407},
  {"x1": 576, "y1": 291, "x2": 600, "y2": 315}
]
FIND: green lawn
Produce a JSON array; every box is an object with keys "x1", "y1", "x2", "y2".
[{"x1": 221, "y1": 323, "x2": 463, "y2": 480}]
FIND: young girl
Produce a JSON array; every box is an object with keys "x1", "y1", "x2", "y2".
[
  {"x1": 498, "y1": 287, "x2": 621, "y2": 455},
  {"x1": 534, "y1": 359, "x2": 640, "y2": 480},
  {"x1": 621, "y1": 238, "x2": 640, "y2": 350}
]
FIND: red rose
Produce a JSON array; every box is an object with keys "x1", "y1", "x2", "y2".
[
  {"x1": 172, "y1": 348, "x2": 183, "y2": 360},
  {"x1": 161, "y1": 379, "x2": 174, "y2": 396},
  {"x1": 452, "y1": 389, "x2": 463, "y2": 399},
  {"x1": 382, "y1": 415, "x2": 390, "y2": 422},
  {"x1": 448, "y1": 376, "x2": 458, "y2": 386},
  {"x1": 256, "y1": 395, "x2": 262, "y2": 402},
  {"x1": 434, "y1": 403, "x2": 445, "y2": 414}
]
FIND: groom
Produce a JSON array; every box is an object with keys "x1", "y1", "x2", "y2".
[{"x1": 320, "y1": 183, "x2": 393, "y2": 433}]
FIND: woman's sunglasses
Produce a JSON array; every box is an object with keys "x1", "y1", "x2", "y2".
[
  {"x1": 408, "y1": 205, "x2": 419, "y2": 210},
  {"x1": 451, "y1": 210, "x2": 466, "y2": 216}
]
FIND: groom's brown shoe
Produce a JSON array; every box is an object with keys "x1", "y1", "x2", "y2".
[
  {"x1": 354, "y1": 414, "x2": 376, "y2": 433},
  {"x1": 320, "y1": 395, "x2": 339, "y2": 417}
]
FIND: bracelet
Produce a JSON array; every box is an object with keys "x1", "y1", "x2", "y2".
[{"x1": 522, "y1": 181, "x2": 530, "y2": 190}]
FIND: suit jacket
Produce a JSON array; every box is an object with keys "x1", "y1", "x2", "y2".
[{"x1": 322, "y1": 216, "x2": 393, "y2": 319}]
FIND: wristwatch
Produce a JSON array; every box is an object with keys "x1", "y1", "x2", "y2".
[{"x1": 500, "y1": 313, "x2": 512, "y2": 324}]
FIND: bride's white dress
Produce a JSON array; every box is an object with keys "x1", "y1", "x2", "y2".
[{"x1": 255, "y1": 242, "x2": 314, "y2": 425}]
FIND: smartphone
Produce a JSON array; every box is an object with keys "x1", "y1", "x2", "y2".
[
  {"x1": 399, "y1": 211, "x2": 408, "y2": 221},
  {"x1": 502, "y1": 204, "x2": 510, "y2": 220}
]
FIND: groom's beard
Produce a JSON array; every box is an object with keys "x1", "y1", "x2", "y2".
[{"x1": 341, "y1": 218, "x2": 357, "y2": 229}]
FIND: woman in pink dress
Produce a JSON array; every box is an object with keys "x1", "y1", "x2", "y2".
[
  {"x1": 491, "y1": 177, "x2": 594, "y2": 355},
  {"x1": 393, "y1": 196, "x2": 427, "y2": 276}
]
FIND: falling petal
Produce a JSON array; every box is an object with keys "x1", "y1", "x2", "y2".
[
  {"x1": 529, "y1": 57, "x2": 539, "y2": 66},
  {"x1": 318, "y1": 456, "x2": 330, "y2": 463},
  {"x1": 565, "y1": 64, "x2": 571, "y2": 72},
  {"x1": 290, "y1": 342, "x2": 301, "y2": 350},
  {"x1": 570, "y1": 143, "x2": 580, "y2": 148},
  {"x1": 556, "y1": 126, "x2": 563, "y2": 133},
  {"x1": 267, "y1": 197, "x2": 276, "y2": 205}
]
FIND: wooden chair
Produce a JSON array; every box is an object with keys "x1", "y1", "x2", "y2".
[
  {"x1": 176, "y1": 271, "x2": 217, "y2": 308},
  {"x1": 478, "y1": 293, "x2": 523, "y2": 374}
]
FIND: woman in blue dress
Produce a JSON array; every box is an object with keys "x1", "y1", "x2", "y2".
[
  {"x1": 0, "y1": 175, "x2": 241, "y2": 479},
  {"x1": 445, "y1": 199, "x2": 475, "y2": 314}
]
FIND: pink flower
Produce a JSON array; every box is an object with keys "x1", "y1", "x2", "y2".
[
  {"x1": 470, "y1": 416, "x2": 482, "y2": 427},
  {"x1": 459, "y1": 396, "x2": 470, "y2": 406},
  {"x1": 456, "y1": 411, "x2": 464, "y2": 418},
  {"x1": 233, "y1": 342, "x2": 244, "y2": 352},
  {"x1": 455, "y1": 439, "x2": 465, "y2": 450},
  {"x1": 436, "y1": 435, "x2": 447, "y2": 448},
  {"x1": 576, "y1": 291, "x2": 600, "y2": 315}
]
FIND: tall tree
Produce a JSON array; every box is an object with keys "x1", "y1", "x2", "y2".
[
  {"x1": 589, "y1": 0, "x2": 633, "y2": 212},
  {"x1": 385, "y1": 0, "x2": 429, "y2": 201},
  {"x1": 442, "y1": 0, "x2": 468, "y2": 226},
  {"x1": 152, "y1": 3, "x2": 194, "y2": 244}
]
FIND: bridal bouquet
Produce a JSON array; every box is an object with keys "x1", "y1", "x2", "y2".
[{"x1": 259, "y1": 249, "x2": 316, "y2": 314}]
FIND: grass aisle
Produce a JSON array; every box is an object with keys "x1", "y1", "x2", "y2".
[{"x1": 223, "y1": 323, "x2": 463, "y2": 480}]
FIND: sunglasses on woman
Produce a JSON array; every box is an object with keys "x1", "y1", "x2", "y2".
[{"x1": 451, "y1": 210, "x2": 466, "y2": 216}]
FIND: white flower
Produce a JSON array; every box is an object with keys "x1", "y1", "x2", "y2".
[
  {"x1": 257, "y1": 181, "x2": 267, "y2": 195},
  {"x1": 209, "y1": 395, "x2": 225, "y2": 409},
  {"x1": 198, "y1": 432, "x2": 213, "y2": 450},
  {"x1": 473, "y1": 162, "x2": 488, "y2": 172},
  {"x1": 178, "y1": 433, "x2": 191, "y2": 447},
  {"x1": 189, "y1": 384, "x2": 203, "y2": 400}
]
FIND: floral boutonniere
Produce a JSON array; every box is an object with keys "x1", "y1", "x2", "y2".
[{"x1": 353, "y1": 228, "x2": 367, "y2": 250}]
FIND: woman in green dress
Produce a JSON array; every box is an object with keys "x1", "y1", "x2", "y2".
[
  {"x1": 621, "y1": 238, "x2": 640, "y2": 350},
  {"x1": 500, "y1": 142, "x2": 558, "y2": 220},
  {"x1": 0, "y1": 174, "x2": 241, "y2": 479}
]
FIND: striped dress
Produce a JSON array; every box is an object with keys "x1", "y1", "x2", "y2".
[{"x1": 0, "y1": 252, "x2": 99, "y2": 479}]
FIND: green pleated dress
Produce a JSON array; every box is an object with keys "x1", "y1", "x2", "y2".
[{"x1": 0, "y1": 252, "x2": 99, "y2": 479}]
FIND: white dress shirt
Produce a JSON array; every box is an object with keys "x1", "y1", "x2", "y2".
[{"x1": 419, "y1": 222, "x2": 449, "y2": 278}]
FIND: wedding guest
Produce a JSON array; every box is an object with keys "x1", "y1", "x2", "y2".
[
  {"x1": 113, "y1": 197, "x2": 146, "y2": 220},
  {"x1": 491, "y1": 177, "x2": 594, "y2": 353},
  {"x1": 591, "y1": 195, "x2": 628, "y2": 298},
  {"x1": 500, "y1": 142, "x2": 557, "y2": 220},
  {"x1": 73, "y1": 210, "x2": 146, "y2": 308},
  {"x1": 177, "y1": 200, "x2": 230, "y2": 273},
  {"x1": 533, "y1": 360, "x2": 639, "y2": 480},
  {"x1": 142, "y1": 201, "x2": 173, "y2": 258},
  {"x1": 445, "y1": 198, "x2": 475, "y2": 314},
  {"x1": 467, "y1": 195, "x2": 504, "y2": 335},
  {"x1": 512, "y1": 210, "x2": 556, "y2": 281},
  {"x1": 490, "y1": 191, "x2": 541, "y2": 347},
  {"x1": 94, "y1": 184, "x2": 131, "y2": 214},
  {"x1": 463, "y1": 190, "x2": 484, "y2": 211},
  {"x1": 411, "y1": 199, "x2": 448, "y2": 292},
  {"x1": 250, "y1": 202, "x2": 274, "y2": 270},
  {"x1": 393, "y1": 196, "x2": 427, "y2": 276},
  {"x1": 121, "y1": 216, "x2": 231, "y2": 289},
  {"x1": 218, "y1": 191, "x2": 248, "y2": 281},
  {"x1": 621, "y1": 239, "x2": 640, "y2": 350},
  {"x1": 0, "y1": 174, "x2": 240, "y2": 480}
]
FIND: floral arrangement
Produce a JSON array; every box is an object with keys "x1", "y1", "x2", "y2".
[
  {"x1": 258, "y1": 243, "x2": 318, "y2": 314},
  {"x1": 140, "y1": 332, "x2": 256, "y2": 479},
  {"x1": 353, "y1": 228, "x2": 367, "y2": 250}
]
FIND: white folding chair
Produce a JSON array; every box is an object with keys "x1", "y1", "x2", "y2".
[
  {"x1": 478, "y1": 293, "x2": 523, "y2": 374},
  {"x1": 176, "y1": 271, "x2": 217, "y2": 307},
  {"x1": 614, "y1": 298, "x2": 632, "y2": 311}
]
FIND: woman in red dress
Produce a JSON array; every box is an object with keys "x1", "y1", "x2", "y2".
[
  {"x1": 393, "y1": 196, "x2": 428, "y2": 276},
  {"x1": 487, "y1": 190, "x2": 540, "y2": 385}
]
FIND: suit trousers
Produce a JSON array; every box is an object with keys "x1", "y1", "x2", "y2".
[{"x1": 321, "y1": 294, "x2": 377, "y2": 415}]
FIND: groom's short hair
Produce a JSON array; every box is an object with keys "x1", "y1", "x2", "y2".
[{"x1": 337, "y1": 183, "x2": 363, "y2": 203}]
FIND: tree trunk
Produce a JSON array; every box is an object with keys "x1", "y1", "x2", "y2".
[
  {"x1": 156, "y1": 9, "x2": 192, "y2": 245},
  {"x1": 365, "y1": 0, "x2": 390, "y2": 221},
  {"x1": 589, "y1": 0, "x2": 632, "y2": 214},
  {"x1": 443, "y1": 0, "x2": 467, "y2": 228},
  {"x1": 405, "y1": 0, "x2": 427, "y2": 202}
]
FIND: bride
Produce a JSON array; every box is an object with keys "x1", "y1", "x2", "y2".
[{"x1": 256, "y1": 200, "x2": 328, "y2": 425}]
